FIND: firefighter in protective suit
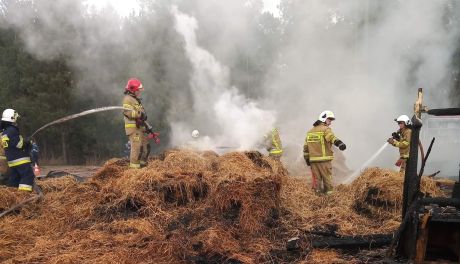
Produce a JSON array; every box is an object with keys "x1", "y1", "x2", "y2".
[
  {"x1": 264, "y1": 128, "x2": 283, "y2": 160},
  {"x1": 303, "y1": 111, "x2": 346, "y2": 194},
  {"x1": 0, "y1": 109, "x2": 35, "y2": 191},
  {"x1": 388, "y1": 115, "x2": 412, "y2": 174},
  {"x1": 122, "y1": 78, "x2": 150, "y2": 169}
]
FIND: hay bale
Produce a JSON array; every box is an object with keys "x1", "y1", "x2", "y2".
[
  {"x1": 0, "y1": 151, "x2": 446, "y2": 263},
  {"x1": 350, "y1": 168, "x2": 447, "y2": 219},
  {"x1": 306, "y1": 249, "x2": 346, "y2": 264},
  {"x1": 163, "y1": 149, "x2": 211, "y2": 173},
  {"x1": 0, "y1": 187, "x2": 30, "y2": 210},
  {"x1": 92, "y1": 158, "x2": 127, "y2": 181},
  {"x1": 212, "y1": 177, "x2": 281, "y2": 233}
]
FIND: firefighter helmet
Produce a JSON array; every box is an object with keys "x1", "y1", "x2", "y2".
[
  {"x1": 125, "y1": 78, "x2": 143, "y2": 93},
  {"x1": 1, "y1": 108, "x2": 19, "y2": 122},
  {"x1": 318, "y1": 110, "x2": 335, "y2": 122},
  {"x1": 191, "y1": 129, "x2": 199, "y2": 138},
  {"x1": 395, "y1": 115, "x2": 410, "y2": 125}
]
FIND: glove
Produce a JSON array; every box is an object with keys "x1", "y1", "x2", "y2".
[
  {"x1": 387, "y1": 138, "x2": 394, "y2": 145},
  {"x1": 148, "y1": 132, "x2": 160, "y2": 144},
  {"x1": 140, "y1": 112, "x2": 147, "y2": 121},
  {"x1": 304, "y1": 156, "x2": 311, "y2": 166},
  {"x1": 391, "y1": 132, "x2": 400, "y2": 141},
  {"x1": 334, "y1": 140, "x2": 346, "y2": 151}
]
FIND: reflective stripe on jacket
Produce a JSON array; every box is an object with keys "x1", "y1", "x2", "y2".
[
  {"x1": 122, "y1": 94, "x2": 145, "y2": 135},
  {"x1": 392, "y1": 127, "x2": 411, "y2": 159},
  {"x1": 304, "y1": 123, "x2": 339, "y2": 162}
]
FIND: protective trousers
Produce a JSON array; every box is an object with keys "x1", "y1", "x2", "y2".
[
  {"x1": 269, "y1": 153, "x2": 281, "y2": 161},
  {"x1": 8, "y1": 163, "x2": 35, "y2": 191},
  {"x1": 310, "y1": 161, "x2": 333, "y2": 194},
  {"x1": 396, "y1": 158, "x2": 407, "y2": 174},
  {"x1": 129, "y1": 130, "x2": 150, "y2": 168}
]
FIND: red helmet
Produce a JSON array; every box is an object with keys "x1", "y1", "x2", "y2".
[{"x1": 125, "y1": 78, "x2": 143, "y2": 93}]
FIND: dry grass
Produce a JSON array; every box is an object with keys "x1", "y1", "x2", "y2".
[{"x1": 0, "y1": 152, "x2": 447, "y2": 263}]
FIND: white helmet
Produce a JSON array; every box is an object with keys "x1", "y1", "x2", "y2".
[
  {"x1": 395, "y1": 115, "x2": 411, "y2": 125},
  {"x1": 191, "y1": 129, "x2": 200, "y2": 138},
  {"x1": 318, "y1": 110, "x2": 335, "y2": 122},
  {"x1": 1, "y1": 109, "x2": 19, "y2": 122}
]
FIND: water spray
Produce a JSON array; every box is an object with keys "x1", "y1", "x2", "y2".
[
  {"x1": 31, "y1": 106, "x2": 129, "y2": 137},
  {"x1": 342, "y1": 142, "x2": 389, "y2": 184}
]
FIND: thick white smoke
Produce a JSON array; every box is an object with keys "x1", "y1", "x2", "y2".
[
  {"x1": 171, "y1": 6, "x2": 275, "y2": 151},
  {"x1": 2, "y1": 0, "x2": 460, "y2": 177},
  {"x1": 263, "y1": 0, "x2": 460, "y2": 177}
]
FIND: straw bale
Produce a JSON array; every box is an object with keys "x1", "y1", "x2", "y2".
[
  {"x1": 304, "y1": 249, "x2": 348, "y2": 264},
  {"x1": 349, "y1": 168, "x2": 447, "y2": 219},
  {"x1": 0, "y1": 186, "x2": 30, "y2": 210},
  {"x1": 200, "y1": 150, "x2": 219, "y2": 160},
  {"x1": 0, "y1": 151, "x2": 447, "y2": 263},
  {"x1": 216, "y1": 151, "x2": 269, "y2": 177},
  {"x1": 163, "y1": 149, "x2": 212, "y2": 172},
  {"x1": 92, "y1": 158, "x2": 128, "y2": 181},
  {"x1": 212, "y1": 177, "x2": 281, "y2": 233}
]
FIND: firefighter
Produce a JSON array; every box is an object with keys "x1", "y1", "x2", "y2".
[
  {"x1": 30, "y1": 138, "x2": 40, "y2": 165},
  {"x1": 387, "y1": 115, "x2": 412, "y2": 174},
  {"x1": 264, "y1": 128, "x2": 283, "y2": 160},
  {"x1": 122, "y1": 78, "x2": 150, "y2": 169},
  {"x1": 0, "y1": 109, "x2": 35, "y2": 191},
  {"x1": 303, "y1": 110, "x2": 346, "y2": 194}
]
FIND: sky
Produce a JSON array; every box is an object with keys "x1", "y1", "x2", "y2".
[
  {"x1": 84, "y1": 0, "x2": 140, "y2": 17},
  {"x1": 85, "y1": 0, "x2": 281, "y2": 17},
  {"x1": 262, "y1": 0, "x2": 281, "y2": 17}
]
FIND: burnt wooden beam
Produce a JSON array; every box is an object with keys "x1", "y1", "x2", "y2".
[
  {"x1": 427, "y1": 108, "x2": 460, "y2": 116},
  {"x1": 312, "y1": 234, "x2": 392, "y2": 249},
  {"x1": 402, "y1": 115, "x2": 422, "y2": 217}
]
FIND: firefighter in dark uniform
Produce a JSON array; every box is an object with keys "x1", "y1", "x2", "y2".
[
  {"x1": 303, "y1": 110, "x2": 346, "y2": 194},
  {"x1": 0, "y1": 109, "x2": 35, "y2": 191},
  {"x1": 122, "y1": 78, "x2": 150, "y2": 169}
]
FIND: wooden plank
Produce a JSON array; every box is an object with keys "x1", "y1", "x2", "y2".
[
  {"x1": 312, "y1": 234, "x2": 392, "y2": 249},
  {"x1": 414, "y1": 212, "x2": 431, "y2": 264}
]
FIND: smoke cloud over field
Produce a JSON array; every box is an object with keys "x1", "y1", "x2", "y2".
[
  {"x1": 1, "y1": 0, "x2": 460, "y2": 174},
  {"x1": 170, "y1": 6, "x2": 275, "y2": 150}
]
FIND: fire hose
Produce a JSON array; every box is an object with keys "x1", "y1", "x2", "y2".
[{"x1": 31, "y1": 106, "x2": 132, "y2": 137}]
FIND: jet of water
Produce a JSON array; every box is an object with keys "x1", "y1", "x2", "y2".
[
  {"x1": 31, "y1": 106, "x2": 129, "y2": 137},
  {"x1": 342, "y1": 142, "x2": 389, "y2": 184}
]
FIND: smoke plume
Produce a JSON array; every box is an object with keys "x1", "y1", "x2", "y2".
[
  {"x1": 2, "y1": 0, "x2": 460, "y2": 176},
  {"x1": 170, "y1": 6, "x2": 275, "y2": 151}
]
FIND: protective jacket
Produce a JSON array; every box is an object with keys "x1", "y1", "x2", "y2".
[
  {"x1": 304, "y1": 123, "x2": 340, "y2": 162},
  {"x1": 122, "y1": 94, "x2": 145, "y2": 135},
  {"x1": 1, "y1": 124, "x2": 31, "y2": 167},
  {"x1": 391, "y1": 127, "x2": 411, "y2": 159},
  {"x1": 266, "y1": 128, "x2": 283, "y2": 156}
]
